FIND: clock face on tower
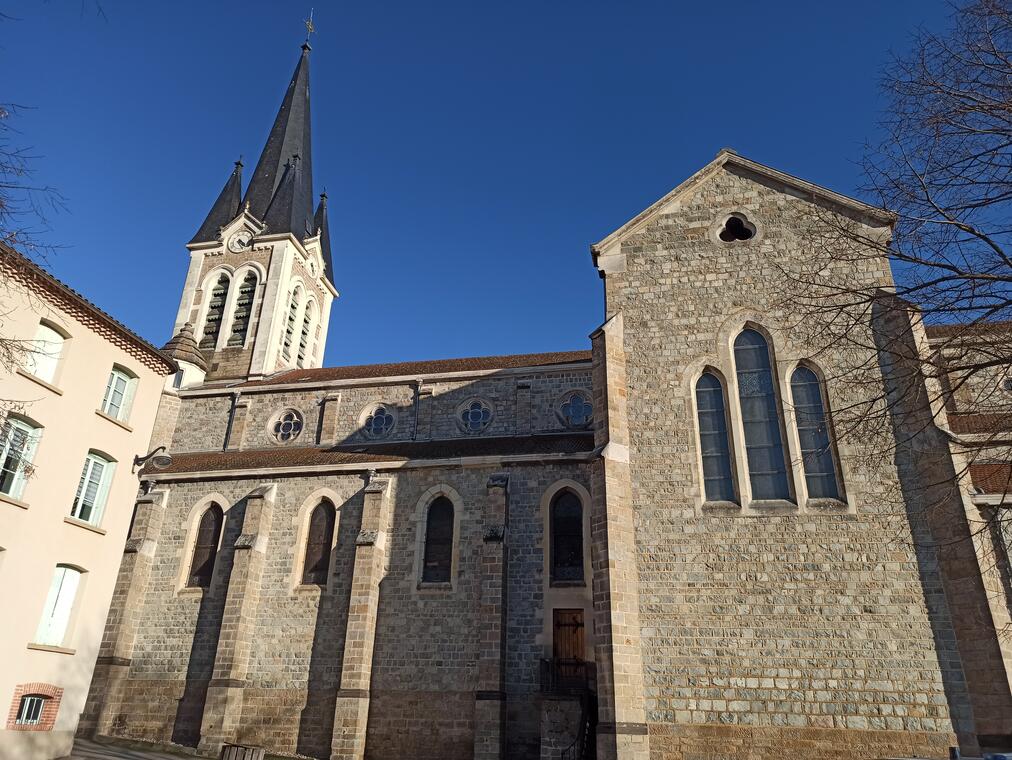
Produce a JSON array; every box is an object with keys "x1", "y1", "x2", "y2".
[{"x1": 227, "y1": 230, "x2": 252, "y2": 253}]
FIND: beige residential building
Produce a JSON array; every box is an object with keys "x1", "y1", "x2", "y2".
[{"x1": 0, "y1": 246, "x2": 175, "y2": 760}]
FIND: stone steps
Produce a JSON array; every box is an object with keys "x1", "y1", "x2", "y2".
[{"x1": 63, "y1": 738, "x2": 196, "y2": 760}]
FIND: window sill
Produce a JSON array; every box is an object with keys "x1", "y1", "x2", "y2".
[
  {"x1": 417, "y1": 581, "x2": 453, "y2": 592},
  {"x1": 806, "y1": 497, "x2": 849, "y2": 512},
  {"x1": 749, "y1": 499, "x2": 798, "y2": 514},
  {"x1": 0, "y1": 492, "x2": 29, "y2": 510},
  {"x1": 177, "y1": 586, "x2": 207, "y2": 597},
  {"x1": 27, "y1": 642, "x2": 76, "y2": 656},
  {"x1": 294, "y1": 583, "x2": 325, "y2": 595},
  {"x1": 549, "y1": 579, "x2": 586, "y2": 588},
  {"x1": 16, "y1": 368, "x2": 63, "y2": 396},
  {"x1": 95, "y1": 408, "x2": 133, "y2": 432},
  {"x1": 64, "y1": 515, "x2": 107, "y2": 535},
  {"x1": 701, "y1": 500, "x2": 741, "y2": 513}
]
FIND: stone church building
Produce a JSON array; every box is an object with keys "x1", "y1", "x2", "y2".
[{"x1": 77, "y1": 44, "x2": 1012, "y2": 759}]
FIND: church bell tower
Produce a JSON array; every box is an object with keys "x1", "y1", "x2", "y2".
[{"x1": 171, "y1": 43, "x2": 336, "y2": 382}]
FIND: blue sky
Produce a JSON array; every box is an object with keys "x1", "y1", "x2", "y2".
[{"x1": 5, "y1": 0, "x2": 951, "y2": 365}]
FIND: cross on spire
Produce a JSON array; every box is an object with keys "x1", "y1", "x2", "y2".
[{"x1": 304, "y1": 9, "x2": 315, "y2": 43}]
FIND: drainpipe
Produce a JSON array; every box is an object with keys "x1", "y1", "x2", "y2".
[{"x1": 223, "y1": 391, "x2": 242, "y2": 451}]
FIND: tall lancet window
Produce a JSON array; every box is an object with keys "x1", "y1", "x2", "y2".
[
  {"x1": 734, "y1": 329, "x2": 791, "y2": 501},
  {"x1": 200, "y1": 274, "x2": 231, "y2": 349},
  {"x1": 790, "y1": 366, "x2": 842, "y2": 500},
  {"x1": 297, "y1": 301, "x2": 316, "y2": 368},
  {"x1": 227, "y1": 271, "x2": 258, "y2": 347},
  {"x1": 281, "y1": 287, "x2": 302, "y2": 361},
  {"x1": 188, "y1": 503, "x2": 223, "y2": 588},
  {"x1": 695, "y1": 372, "x2": 736, "y2": 502},
  {"x1": 301, "y1": 500, "x2": 336, "y2": 586},
  {"x1": 422, "y1": 497, "x2": 454, "y2": 583}
]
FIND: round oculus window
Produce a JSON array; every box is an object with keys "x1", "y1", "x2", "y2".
[
  {"x1": 559, "y1": 391, "x2": 593, "y2": 429},
  {"x1": 459, "y1": 399, "x2": 493, "y2": 433},
  {"x1": 272, "y1": 409, "x2": 304, "y2": 442},
  {"x1": 363, "y1": 405, "x2": 396, "y2": 438}
]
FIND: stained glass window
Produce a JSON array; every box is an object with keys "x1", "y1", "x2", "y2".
[
  {"x1": 791, "y1": 366, "x2": 841, "y2": 500},
  {"x1": 460, "y1": 400, "x2": 492, "y2": 433},
  {"x1": 734, "y1": 329, "x2": 791, "y2": 500},
  {"x1": 695, "y1": 372, "x2": 736, "y2": 502}
]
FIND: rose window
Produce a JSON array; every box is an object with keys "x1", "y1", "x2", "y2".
[
  {"x1": 460, "y1": 400, "x2": 493, "y2": 433},
  {"x1": 364, "y1": 406, "x2": 395, "y2": 438},
  {"x1": 273, "y1": 409, "x2": 304, "y2": 442},
  {"x1": 560, "y1": 391, "x2": 593, "y2": 428}
]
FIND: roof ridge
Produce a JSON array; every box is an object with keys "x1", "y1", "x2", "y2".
[{"x1": 0, "y1": 243, "x2": 176, "y2": 374}]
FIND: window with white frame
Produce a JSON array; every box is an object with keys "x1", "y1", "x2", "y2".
[
  {"x1": 15, "y1": 695, "x2": 46, "y2": 726},
  {"x1": 0, "y1": 417, "x2": 40, "y2": 500},
  {"x1": 70, "y1": 452, "x2": 115, "y2": 526},
  {"x1": 35, "y1": 565, "x2": 82, "y2": 647},
  {"x1": 24, "y1": 322, "x2": 66, "y2": 385},
  {"x1": 100, "y1": 367, "x2": 137, "y2": 421}
]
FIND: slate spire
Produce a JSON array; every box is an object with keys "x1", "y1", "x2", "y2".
[
  {"x1": 189, "y1": 160, "x2": 243, "y2": 244},
  {"x1": 242, "y1": 43, "x2": 314, "y2": 237},
  {"x1": 314, "y1": 192, "x2": 334, "y2": 282}
]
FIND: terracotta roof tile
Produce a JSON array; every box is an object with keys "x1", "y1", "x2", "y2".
[
  {"x1": 925, "y1": 320, "x2": 1012, "y2": 339},
  {"x1": 149, "y1": 433, "x2": 596, "y2": 475},
  {"x1": 970, "y1": 463, "x2": 1012, "y2": 496},
  {"x1": 947, "y1": 413, "x2": 1012, "y2": 434},
  {"x1": 239, "y1": 350, "x2": 592, "y2": 387},
  {"x1": 0, "y1": 243, "x2": 176, "y2": 374}
]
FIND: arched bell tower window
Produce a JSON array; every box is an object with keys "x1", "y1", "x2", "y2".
[
  {"x1": 301, "y1": 500, "x2": 335, "y2": 585},
  {"x1": 422, "y1": 496, "x2": 454, "y2": 583},
  {"x1": 200, "y1": 274, "x2": 231, "y2": 349},
  {"x1": 281, "y1": 286, "x2": 303, "y2": 361},
  {"x1": 227, "y1": 271, "x2": 258, "y2": 347},
  {"x1": 550, "y1": 489, "x2": 584, "y2": 583},
  {"x1": 297, "y1": 301, "x2": 316, "y2": 368},
  {"x1": 695, "y1": 371, "x2": 736, "y2": 502},
  {"x1": 187, "y1": 503, "x2": 223, "y2": 588},
  {"x1": 790, "y1": 366, "x2": 842, "y2": 500},
  {"x1": 734, "y1": 329, "x2": 791, "y2": 501}
]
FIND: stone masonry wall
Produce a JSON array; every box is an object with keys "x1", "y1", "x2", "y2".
[
  {"x1": 167, "y1": 367, "x2": 592, "y2": 454},
  {"x1": 603, "y1": 164, "x2": 971, "y2": 759},
  {"x1": 94, "y1": 458, "x2": 592, "y2": 759}
]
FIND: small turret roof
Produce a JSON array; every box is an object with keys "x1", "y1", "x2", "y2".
[
  {"x1": 161, "y1": 322, "x2": 208, "y2": 371},
  {"x1": 314, "y1": 192, "x2": 333, "y2": 283},
  {"x1": 189, "y1": 160, "x2": 243, "y2": 245}
]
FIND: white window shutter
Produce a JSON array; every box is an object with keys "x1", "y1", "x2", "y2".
[
  {"x1": 36, "y1": 566, "x2": 81, "y2": 646},
  {"x1": 121, "y1": 376, "x2": 137, "y2": 421},
  {"x1": 27, "y1": 325, "x2": 64, "y2": 385},
  {"x1": 12, "y1": 426, "x2": 41, "y2": 500},
  {"x1": 92, "y1": 460, "x2": 116, "y2": 525}
]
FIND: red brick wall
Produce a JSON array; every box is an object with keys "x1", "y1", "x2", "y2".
[{"x1": 6, "y1": 682, "x2": 63, "y2": 732}]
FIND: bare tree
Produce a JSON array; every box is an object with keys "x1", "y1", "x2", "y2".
[{"x1": 776, "y1": 0, "x2": 1012, "y2": 631}]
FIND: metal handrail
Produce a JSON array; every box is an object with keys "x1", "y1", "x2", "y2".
[{"x1": 540, "y1": 657, "x2": 593, "y2": 694}]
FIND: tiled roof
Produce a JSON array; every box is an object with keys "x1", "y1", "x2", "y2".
[
  {"x1": 969, "y1": 463, "x2": 1012, "y2": 496},
  {"x1": 0, "y1": 243, "x2": 176, "y2": 374},
  {"x1": 147, "y1": 432, "x2": 596, "y2": 476},
  {"x1": 239, "y1": 350, "x2": 592, "y2": 387},
  {"x1": 925, "y1": 320, "x2": 1012, "y2": 339},
  {"x1": 947, "y1": 413, "x2": 1012, "y2": 435}
]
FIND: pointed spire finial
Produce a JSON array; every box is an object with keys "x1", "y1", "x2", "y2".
[{"x1": 304, "y1": 8, "x2": 315, "y2": 46}]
